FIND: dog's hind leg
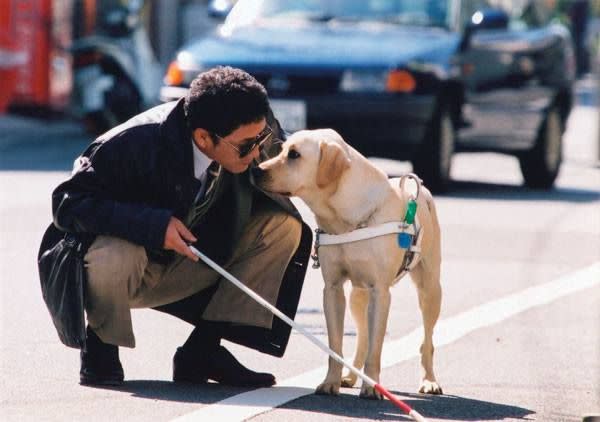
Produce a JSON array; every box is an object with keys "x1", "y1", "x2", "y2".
[
  {"x1": 341, "y1": 286, "x2": 369, "y2": 388},
  {"x1": 316, "y1": 276, "x2": 347, "y2": 396},
  {"x1": 411, "y1": 261, "x2": 443, "y2": 394}
]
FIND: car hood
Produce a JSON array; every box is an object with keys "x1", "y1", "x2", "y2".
[{"x1": 179, "y1": 21, "x2": 459, "y2": 71}]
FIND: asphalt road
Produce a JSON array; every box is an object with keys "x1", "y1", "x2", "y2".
[{"x1": 1, "y1": 83, "x2": 599, "y2": 422}]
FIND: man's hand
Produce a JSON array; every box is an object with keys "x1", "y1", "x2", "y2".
[{"x1": 163, "y1": 217, "x2": 199, "y2": 261}]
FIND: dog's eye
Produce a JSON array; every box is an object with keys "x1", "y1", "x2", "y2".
[{"x1": 287, "y1": 149, "x2": 300, "y2": 160}]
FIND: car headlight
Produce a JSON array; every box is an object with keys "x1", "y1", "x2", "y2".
[
  {"x1": 340, "y1": 69, "x2": 416, "y2": 93},
  {"x1": 164, "y1": 52, "x2": 205, "y2": 86},
  {"x1": 164, "y1": 61, "x2": 185, "y2": 86}
]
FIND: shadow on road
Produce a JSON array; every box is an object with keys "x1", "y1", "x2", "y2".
[
  {"x1": 442, "y1": 180, "x2": 600, "y2": 203},
  {"x1": 0, "y1": 115, "x2": 89, "y2": 172},
  {"x1": 86, "y1": 379, "x2": 256, "y2": 404},
  {"x1": 93, "y1": 382, "x2": 534, "y2": 421},
  {"x1": 280, "y1": 389, "x2": 534, "y2": 421},
  {"x1": 0, "y1": 138, "x2": 90, "y2": 172}
]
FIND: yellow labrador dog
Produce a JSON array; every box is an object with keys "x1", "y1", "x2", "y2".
[{"x1": 255, "y1": 129, "x2": 442, "y2": 399}]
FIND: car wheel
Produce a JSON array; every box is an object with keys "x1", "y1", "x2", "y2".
[
  {"x1": 518, "y1": 106, "x2": 562, "y2": 189},
  {"x1": 106, "y1": 74, "x2": 142, "y2": 123},
  {"x1": 84, "y1": 75, "x2": 141, "y2": 135},
  {"x1": 412, "y1": 106, "x2": 455, "y2": 193}
]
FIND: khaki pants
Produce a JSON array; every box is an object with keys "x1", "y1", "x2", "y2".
[{"x1": 84, "y1": 210, "x2": 302, "y2": 347}]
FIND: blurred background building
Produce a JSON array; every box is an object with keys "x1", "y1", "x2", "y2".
[{"x1": 0, "y1": 0, "x2": 225, "y2": 115}]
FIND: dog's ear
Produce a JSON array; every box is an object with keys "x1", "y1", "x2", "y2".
[{"x1": 316, "y1": 141, "x2": 350, "y2": 188}]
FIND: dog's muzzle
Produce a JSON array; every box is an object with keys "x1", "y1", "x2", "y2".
[{"x1": 251, "y1": 165, "x2": 274, "y2": 190}]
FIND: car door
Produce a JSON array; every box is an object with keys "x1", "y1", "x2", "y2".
[{"x1": 456, "y1": 0, "x2": 564, "y2": 152}]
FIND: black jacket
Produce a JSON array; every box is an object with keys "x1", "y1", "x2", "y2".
[{"x1": 43, "y1": 100, "x2": 312, "y2": 356}]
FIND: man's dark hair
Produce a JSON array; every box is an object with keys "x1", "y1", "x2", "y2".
[{"x1": 184, "y1": 66, "x2": 269, "y2": 139}]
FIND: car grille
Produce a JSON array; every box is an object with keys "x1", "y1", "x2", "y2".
[{"x1": 253, "y1": 73, "x2": 341, "y2": 96}]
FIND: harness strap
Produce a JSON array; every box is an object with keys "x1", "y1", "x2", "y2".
[
  {"x1": 318, "y1": 221, "x2": 416, "y2": 246},
  {"x1": 312, "y1": 219, "x2": 422, "y2": 272},
  {"x1": 311, "y1": 172, "x2": 425, "y2": 271}
]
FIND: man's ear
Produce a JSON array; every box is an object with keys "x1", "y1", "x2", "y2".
[
  {"x1": 316, "y1": 141, "x2": 351, "y2": 188},
  {"x1": 193, "y1": 128, "x2": 212, "y2": 150}
]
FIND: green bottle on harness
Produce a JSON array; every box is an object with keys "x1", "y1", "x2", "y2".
[{"x1": 398, "y1": 200, "x2": 417, "y2": 249}]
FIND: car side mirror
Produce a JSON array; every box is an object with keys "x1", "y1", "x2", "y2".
[
  {"x1": 208, "y1": 0, "x2": 234, "y2": 20},
  {"x1": 460, "y1": 8, "x2": 510, "y2": 51}
]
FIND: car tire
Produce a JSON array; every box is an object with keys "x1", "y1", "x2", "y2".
[
  {"x1": 84, "y1": 74, "x2": 141, "y2": 135},
  {"x1": 412, "y1": 106, "x2": 455, "y2": 193},
  {"x1": 106, "y1": 74, "x2": 142, "y2": 123},
  {"x1": 518, "y1": 106, "x2": 562, "y2": 189}
]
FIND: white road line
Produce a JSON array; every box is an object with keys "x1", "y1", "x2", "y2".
[{"x1": 171, "y1": 262, "x2": 600, "y2": 422}]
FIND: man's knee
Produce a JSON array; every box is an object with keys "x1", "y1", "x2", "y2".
[
  {"x1": 262, "y1": 212, "x2": 302, "y2": 254},
  {"x1": 280, "y1": 214, "x2": 302, "y2": 252},
  {"x1": 85, "y1": 236, "x2": 148, "y2": 290}
]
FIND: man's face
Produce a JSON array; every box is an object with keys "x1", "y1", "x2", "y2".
[{"x1": 193, "y1": 118, "x2": 267, "y2": 174}]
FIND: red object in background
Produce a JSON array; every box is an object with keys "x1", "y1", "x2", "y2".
[
  {"x1": 1, "y1": 0, "x2": 73, "y2": 111},
  {"x1": 0, "y1": 0, "x2": 23, "y2": 112}
]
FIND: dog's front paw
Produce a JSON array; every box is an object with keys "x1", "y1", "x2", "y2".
[
  {"x1": 341, "y1": 372, "x2": 357, "y2": 387},
  {"x1": 315, "y1": 380, "x2": 341, "y2": 396},
  {"x1": 419, "y1": 380, "x2": 443, "y2": 395},
  {"x1": 359, "y1": 384, "x2": 383, "y2": 400}
]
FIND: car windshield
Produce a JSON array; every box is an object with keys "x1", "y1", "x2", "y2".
[{"x1": 229, "y1": 0, "x2": 451, "y2": 28}]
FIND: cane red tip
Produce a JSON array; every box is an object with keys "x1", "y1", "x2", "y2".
[{"x1": 374, "y1": 383, "x2": 412, "y2": 414}]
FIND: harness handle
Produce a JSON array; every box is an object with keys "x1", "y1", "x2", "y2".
[{"x1": 399, "y1": 172, "x2": 422, "y2": 200}]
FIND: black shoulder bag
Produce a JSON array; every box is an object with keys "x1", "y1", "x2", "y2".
[{"x1": 37, "y1": 224, "x2": 91, "y2": 349}]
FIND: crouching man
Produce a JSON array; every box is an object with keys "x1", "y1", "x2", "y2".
[{"x1": 41, "y1": 66, "x2": 311, "y2": 387}]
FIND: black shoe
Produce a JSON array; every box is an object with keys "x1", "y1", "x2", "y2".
[
  {"x1": 173, "y1": 345, "x2": 276, "y2": 387},
  {"x1": 80, "y1": 327, "x2": 124, "y2": 386}
]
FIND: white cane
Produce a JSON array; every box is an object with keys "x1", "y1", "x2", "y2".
[{"x1": 189, "y1": 246, "x2": 427, "y2": 422}]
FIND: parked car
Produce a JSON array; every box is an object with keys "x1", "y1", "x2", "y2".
[{"x1": 161, "y1": 0, "x2": 575, "y2": 191}]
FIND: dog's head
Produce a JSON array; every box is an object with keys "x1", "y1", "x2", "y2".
[{"x1": 254, "y1": 129, "x2": 351, "y2": 200}]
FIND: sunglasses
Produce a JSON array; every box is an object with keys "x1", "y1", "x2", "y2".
[{"x1": 212, "y1": 125, "x2": 274, "y2": 158}]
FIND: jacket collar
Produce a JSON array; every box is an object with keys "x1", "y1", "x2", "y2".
[{"x1": 159, "y1": 98, "x2": 194, "y2": 179}]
